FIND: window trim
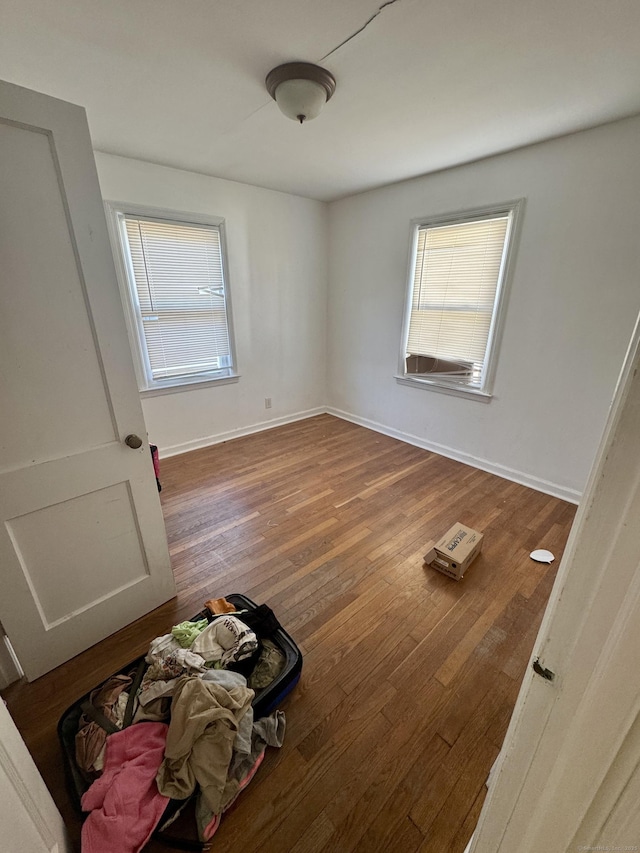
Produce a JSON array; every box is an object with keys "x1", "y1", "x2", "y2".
[
  {"x1": 397, "y1": 199, "x2": 524, "y2": 400},
  {"x1": 104, "y1": 201, "x2": 239, "y2": 395}
]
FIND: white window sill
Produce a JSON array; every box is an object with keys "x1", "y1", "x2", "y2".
[
  {"x1": 394, "y1": 374, "x2": 492, "y2": 402},
  {"x1": 140, "y1": 373, "x2": 240, "y2": 398}
]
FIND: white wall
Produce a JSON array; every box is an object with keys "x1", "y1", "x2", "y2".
[
  {"x1": 327, "y1": 117, "x2": 640, "y2": 500},
  {"x1": 96, "y1": 119, "x2": 640, "y2": 500},
  {"x1": 95, "y1": 153, "x2": 328, "y2": 455}
]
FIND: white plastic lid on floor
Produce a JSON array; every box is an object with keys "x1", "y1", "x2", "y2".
[{"x1": 530, "y1": 549, "x2": 555, "y2": 563}]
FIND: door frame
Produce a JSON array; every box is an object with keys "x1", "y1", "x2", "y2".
[
  {"x1": 0, "y1": 698, "x2": 70, "y2": 852},
  {"x1": 471, "y1": 312, "x2": 640, "y2": 850},
  {"x1": 0, "y1": 630, "x2": 22, "y2": 689}
]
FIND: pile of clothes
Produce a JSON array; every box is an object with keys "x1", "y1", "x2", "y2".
[{"x1": 76, "y1": 597, "x2": 287, "y2": 853}]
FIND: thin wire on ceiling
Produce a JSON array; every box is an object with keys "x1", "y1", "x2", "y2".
[{"x1": 320, "y1": 0, "x2": 403, "y2": 62}]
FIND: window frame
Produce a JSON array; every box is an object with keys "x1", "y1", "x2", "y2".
[
  {"x1": 396, "y1": 199, "x2": 524, "y2": 401},
  {"x1": 104, "y1": 201, "x2": 239, "y2": 396}
]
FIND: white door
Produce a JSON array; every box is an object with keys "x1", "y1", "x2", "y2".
[
  {"x1": 0, "y1": 79, "x2": 175, "y2": 681},
  {"x1": 471, "y1": 314, "x2": 640, "y2": 851},
  {"x1": 0, "y1": 699, "x2": 70, "y2": 853}
]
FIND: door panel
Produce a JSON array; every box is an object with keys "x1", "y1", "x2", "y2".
[
  {"x1": 0, "y1": 120, "x2": 114, "y2": 469},
  {"x1": 0, "y1": 79, "x2": 175, "y2": 681},
  {"x1": 6, "y1": 483, "x2": 149, "y2": 628}
]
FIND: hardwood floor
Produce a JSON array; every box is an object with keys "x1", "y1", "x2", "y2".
[{"x1": 2, "y1": 414, "x2": 576, "y2": 852}]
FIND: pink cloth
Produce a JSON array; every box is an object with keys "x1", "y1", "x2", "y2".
[
  {"x1": 81, "y1": 722, "x2": 170, "y2": 853},
  {"x1": 201, "y1": 749, "x2": 266, "y2": 841}
]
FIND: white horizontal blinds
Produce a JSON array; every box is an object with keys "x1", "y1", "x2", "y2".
[
  {"x1": 406, "y1": 215, "x2": 509, "y2": 381},
  {"x1": 124, "y1": 217, "x2": 231, "y2": 380}
]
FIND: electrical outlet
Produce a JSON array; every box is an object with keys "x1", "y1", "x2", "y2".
[{"x1": 265, "y1": 397, "x2": 272, "y2": 409}]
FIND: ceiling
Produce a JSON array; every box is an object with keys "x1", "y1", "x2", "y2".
[{"x1": 2, "y1": 0, "x2": 640, "y2": 201}]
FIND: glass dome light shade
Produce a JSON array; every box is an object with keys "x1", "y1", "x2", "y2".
[{"x1": 274, "y1": 78, "x2": 327, "y2": 122}]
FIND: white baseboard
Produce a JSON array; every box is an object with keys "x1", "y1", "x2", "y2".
[
  {"x1": 158, "y1": 404, "x2": 581, "y2": 504},
  {"x1": 0, "y1": 633, "x2": 23, "y2": 689},
  {"x1": 159, "y1": 407, "x2": 326, "y2": 458},
  {"x1": 326, "y1": 407, "x2": 581, "y2": 504}
]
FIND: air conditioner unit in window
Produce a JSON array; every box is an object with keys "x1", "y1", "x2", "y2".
[{"x1": 405, "y1": 354, "x2": 474, "y2": 377}]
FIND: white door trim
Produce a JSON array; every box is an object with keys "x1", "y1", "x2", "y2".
[
  {"x1": 0, "y1": 630, "x2": 22, "y2": 689},
  {"x1": 471, "y1": 312, "x2": 640, "y2": 851},
  {"x1": 0, "y1": 699, "x2": 70, "y2": 851}
]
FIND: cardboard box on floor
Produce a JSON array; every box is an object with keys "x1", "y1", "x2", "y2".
[{"x1": 424, "y1": 522, "x2": 483, "y2": 580}]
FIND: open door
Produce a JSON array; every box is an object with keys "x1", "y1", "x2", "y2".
[
  {"x1": 0, "y1": 79, "x2": 175, "y2": 681},
  {"x1": 471, "y1": 314, "x2": 640, "y2": 851}
]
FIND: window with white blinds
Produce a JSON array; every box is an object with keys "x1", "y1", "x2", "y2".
[
  {"x1": 402, "y1": 204, "x2": 518, "y2": 393},
  {"x1": 116, "y1": 212, "x2": 235, "y2": 390}
]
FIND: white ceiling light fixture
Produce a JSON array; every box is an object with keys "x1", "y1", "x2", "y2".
[{"x1": 266, "y1": 62, "x2": 336, "y2": 124}]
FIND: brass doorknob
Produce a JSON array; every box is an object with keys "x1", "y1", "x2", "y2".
[{"x1": 125, "y1": 434, "x2": 143, "y2": 449}]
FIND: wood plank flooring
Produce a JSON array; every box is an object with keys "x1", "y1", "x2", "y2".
[{"x1": 2, "y1": 414, "x2": 576, "y2": 852}]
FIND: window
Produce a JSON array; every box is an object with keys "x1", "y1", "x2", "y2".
[
  {"x1": 399, "y1": 201, "x2": 522, "y2": 398},
  {"x1": 107, "y1": 204, "x2": 237, "y2": 393}
]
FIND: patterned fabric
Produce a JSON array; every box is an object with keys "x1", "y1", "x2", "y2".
[
  {"x1": 191, "y1": 615, "x2": 258, "y2": 667},
  {"x1": 248, "y1": 639, "x2": 286, "y2": 689},
  {"x1": 139, "y1": 650, "x2": 208, "y2": 708},
  {"x1": 145, "y1": 633, "x2": 181, "y2": 663},
  {"x1": 145, "y1": 650, "x2": 206, "y2": 682}
]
